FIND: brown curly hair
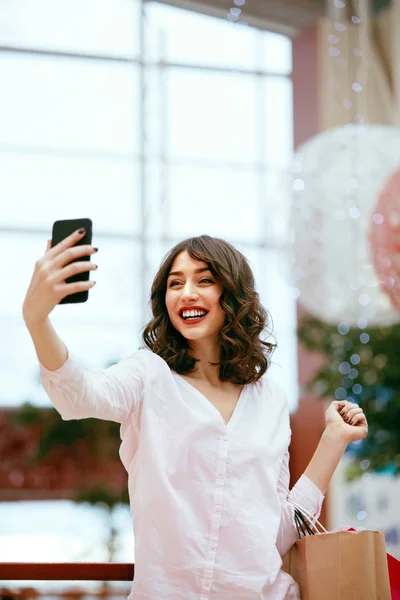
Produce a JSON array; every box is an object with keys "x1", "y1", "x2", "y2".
[{"x1": 141, "y1": 235, "x2": 277, "y2": 384}]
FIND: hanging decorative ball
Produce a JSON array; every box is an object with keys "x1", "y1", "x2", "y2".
[
  {"x1": 369, "y1": 168, "x2": 400, "y2": 312},
  {"x1": 291, "y1": 124, "x2": 400, "y2": 327}
]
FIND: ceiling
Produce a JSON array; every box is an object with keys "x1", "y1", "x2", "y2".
[
  {"x1": 149, "y1": 0, "x2": 392, "y2": 37},
  {"x1": 148, "y1": 0, "x2": 326, "y2": 37}
]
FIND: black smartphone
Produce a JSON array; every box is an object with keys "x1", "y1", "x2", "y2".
[{"x1": 51, "y1": 218, "x2": 93, "y2": 304}]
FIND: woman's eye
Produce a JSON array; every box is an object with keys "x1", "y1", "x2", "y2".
[{"x1": 169, "y1": 278, "x2": 213, "y2": 288}]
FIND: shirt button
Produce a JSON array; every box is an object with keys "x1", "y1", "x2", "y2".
[
  {"x1": 204, "y1": 582, "x2": 210, "y2": 588},
  {"x1": 218, "y1": 471, "x2": 224, "y2": 477},
  {"x1": 216, "y1": 505, "x2": 221, "y2": 512},
  {"x1": 211, "y1": 544, "x2": 216, "y2": 550}
]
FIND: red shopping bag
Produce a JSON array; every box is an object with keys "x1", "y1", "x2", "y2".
[{"x1": 387, "y1": 552, "x2": 400, "y2": 600}]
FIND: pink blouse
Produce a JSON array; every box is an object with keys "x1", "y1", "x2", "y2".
[{"x1": 40, "y1": 348, "x2": 324, "y2": 600}]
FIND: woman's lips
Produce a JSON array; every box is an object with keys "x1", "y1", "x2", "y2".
[{"x1": 179, "y1": 313, "x2": 208, "y2": 325}]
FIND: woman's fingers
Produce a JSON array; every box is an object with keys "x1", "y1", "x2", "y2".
[
  {"x1": 350, "y1": 412, "x2": 367, "y2": 426},
  {"x1": 337, "y1": 401, "x2": 366, "y2": 425},
  {"x1": 46, "y1": 228, "x2": 87, "y2": 259},
  {"x1": 339, "y1": 400, "x2": 359, "y2": 415},
  {"x1": 51, "y1": 260, "x2": 98, "y2": 283},
  {"x1": 56, "y1": 279, "x2": 97, "y2": 298},
  {"x1": 51, "y1": 244, "x2": 98, "y2": 270},
  {"x1": 330, "y1": 401, "x2": 368, "y2": 440},
  {"x1": 344, "y1": 408, "x2": 363, "y2": 425},
  {"x1": 24, "y1": 230, "x2": 95, "y2": 324}
]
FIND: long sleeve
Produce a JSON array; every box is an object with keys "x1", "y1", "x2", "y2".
[
  {"x1": 275, "y1": 450, "x2": 325, "y2": 557},
  {"x1": 39, "y1": 348, "x2": 151, "y2": 423}
]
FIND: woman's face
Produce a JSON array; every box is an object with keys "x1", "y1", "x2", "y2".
[{"x1": 165, "y1": 250, "x2": 226, "y2": 342}]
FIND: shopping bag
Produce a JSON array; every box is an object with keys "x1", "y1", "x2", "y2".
[
  {"x1": 387, "y1": 552, "x2": 400, "y2": 600},
  {"x1": 332, "y1": 526, "x2": 400, "y2": 599},
  {"x1": 345, "y1": 529, "x2": 400, "y2": 599},
  {"x1": 282, "y1": 502, "x2": 391, "y2": 600}
]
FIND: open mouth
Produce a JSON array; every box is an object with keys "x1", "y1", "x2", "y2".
[{"x1": 179, "y1": 310, "x2": 209, "y2": 324}]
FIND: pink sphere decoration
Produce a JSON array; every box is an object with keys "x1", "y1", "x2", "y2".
[{"x1": 369, "y1": 168, "x2": 400, "y2": 312}]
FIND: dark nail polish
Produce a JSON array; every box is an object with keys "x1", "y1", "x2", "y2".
[
  {"x1": 93, "y1": 247, "x2": 98, "y2": 252},
  {"x1": 78, "y1": 227, "x2": 86, "y2": 234}
]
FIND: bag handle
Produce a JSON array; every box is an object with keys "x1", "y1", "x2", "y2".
[
  {"x1": 294, "y1": 507, "x2": 315, "y2": 538},
  {"x1": 287, "y1": 499, "x2": 328, "y2": 535}
]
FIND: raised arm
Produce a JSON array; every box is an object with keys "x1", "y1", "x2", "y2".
[
  {"x1": 276, "y1": 399, "x2": 368, "y2": 557},
  {"x1": 22, "y1": 228, "x2": 149, "y2": 423},
  {"x1": 22, "y1": 227, "x2": 98, "y2": 370},
  {"x1": 39, "y1": 347, "x2": 149, "y2": 423},
  {"x1": 25, "y1": 312, "x2": 149, "y2": 424}
]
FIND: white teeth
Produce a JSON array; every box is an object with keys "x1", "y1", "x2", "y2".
[{"x1": 181, "y1": 310, "x2": 207, "y2": 318}]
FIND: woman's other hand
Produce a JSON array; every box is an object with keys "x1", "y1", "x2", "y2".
[{"x1": 325, "y1": 400, "x2": 368, "y2": 443}]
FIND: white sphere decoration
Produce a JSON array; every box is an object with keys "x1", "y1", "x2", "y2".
[{"x1": 291, "y1": 124, "x2": 400, "y2": 327}]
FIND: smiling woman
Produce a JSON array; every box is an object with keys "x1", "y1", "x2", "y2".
[
  {"x1": 2, "y1": 0, "x2": 307, "y2": 594},
  {"x1": 142, "y1": 234, "x2": 277, "y2": 384},
  {"x1": 23, "y1": 225, "x2": 368, "y2": 600}
]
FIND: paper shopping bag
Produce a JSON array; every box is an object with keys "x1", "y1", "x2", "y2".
[{"x1": 282, "y1": 529, "x2": 391, "y2": 600}]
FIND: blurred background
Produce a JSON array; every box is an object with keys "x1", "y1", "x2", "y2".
[{"x1": 0, "y1": 0, "x2": 399, "y2": 597}]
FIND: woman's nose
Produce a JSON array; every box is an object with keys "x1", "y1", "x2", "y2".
[{"x1": 181, "y1": 282, "x2": 198, "y2": 299}]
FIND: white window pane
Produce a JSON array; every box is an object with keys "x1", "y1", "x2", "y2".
[
  {"x1": 143, "y1": 240, "x2": 172, "y2": 285},
  {"x1": 261, "y1": 170, "x2": 292, "y2": 245},
  {"x1": 0, "y1": 154, "x2": 140, "y2": 234},
  {"x1": 261, "y1": 32, "x2": 292, "y2": 74},
  {"x1": 0, "y1": 0, "x2": 139, "y2": 57},
  {"x1": 267, "y1": 329, "x2": 299, "y2": 413},
  {"x1": 167, "y1": 166, "x2": 260, "y2": 241},
  {"x1": 0, "y1": 501, "x2": 133, "y2": 563},
  {"x1": 236, "y1": 245, "x2": 298, "y2": 411},
  {"x1": 142, "y1": 162, "x2": 167, "y2": 237},
  {"x1": 264, "y1": 77, "x2": 293, "y2": 167},
  {"x1": 55, "y1": 236, "x2": 142, "y2": 321},
  {"x1": 0, "y1": 55, "x2": 138, "y2": 152},
  {"x1": 146, "y1": 3, "x2": 257, "y2": 69},
  {"x1": 167, "y1": 70, "x2": 257, "y2": 163},
  {"x1": 0, "y1": 316, "x2": 140, "y2": 407},
  {"x1": 1, "y1": 232, "x2": 143, "y2": 406},
  {"x1": 1, "y1": 233, "x2": 141, "y2": 319},
  {"x1": 255, "y1": 248, "x2": 296, "y2": 334}
]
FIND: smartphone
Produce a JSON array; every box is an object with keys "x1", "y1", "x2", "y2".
[{"x1": 51, "y1": 218, "x2": 93, "y2": 304}]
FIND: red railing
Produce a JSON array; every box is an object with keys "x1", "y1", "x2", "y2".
[{"x1": 0, "y1": 563, "x2": 134, "y2": 581}]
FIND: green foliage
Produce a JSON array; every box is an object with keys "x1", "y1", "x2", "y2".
[
  {"x1": 9, "y1": 401, "x2": 44, "y2": 426},
  {"x1": 298, "y1": 315, "x2": 400, "y2": 478},
  {"x1": 8, "y1": 357, "x2": 128, "y2": 560},
  {"x1": 372, "y1": 0, "x2": 390, "y2": 14},
  {"x1": 11, "y1": 402, "x2": 121, "y2": 463},
  {"x1": 75, "y1": 484, "x2": 129, "y2": 510}
]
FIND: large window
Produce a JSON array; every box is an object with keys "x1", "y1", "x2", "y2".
[
  {"x1": 0, "y1": 0, "x2": 296, "y2": 567},
  {"x1": 0, "y1": 1, "x2": 296, "y2": 413}
]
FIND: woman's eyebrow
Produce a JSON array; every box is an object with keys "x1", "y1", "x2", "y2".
[{"x1": 168, "y1": 267, "x2": 210, "y2": 278}]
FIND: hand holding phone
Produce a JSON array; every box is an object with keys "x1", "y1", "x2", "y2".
[
  {"x1": 51, "y1": 218, "x2": 95, "y2": 304},
  {"x1": 22, "y1": 218, "x2": 98, "y2": 326}
]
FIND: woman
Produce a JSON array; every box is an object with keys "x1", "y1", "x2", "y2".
[{"x1": 22, "y1": 227, "x2": 368, "y2": 600}]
